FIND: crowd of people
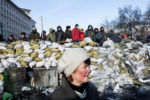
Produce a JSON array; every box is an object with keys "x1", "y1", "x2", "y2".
[
  {"x1": 1, "y1": 24, "x2": 106, "y2": 46},
  {"x1": 0, "y1": 24, "x2": 136, "y2": 46},
  {"x1": 35, "y1": 24, "x2": 106, "y2": 46}
]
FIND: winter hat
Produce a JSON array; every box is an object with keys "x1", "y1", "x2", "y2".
[
  {"x1": 80, "y1": 28, "x2": 84, "y2": 31},
  {"x1": 75, "y1": 24, "x2": 79, "y2": 27},
  {"x1": 21, "y1": 32, "x2": 26, "y2": 36},
  {"x1": 58, "y1": 48, "x2": 90, "y2": 77}
]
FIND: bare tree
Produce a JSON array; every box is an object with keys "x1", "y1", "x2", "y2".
[
  {"x1": 117, "y1": 6, "x2": 142, "y2": 33},
  {"x1": 102, "y1": 19, "x2": 118, "y2": 31},
  {"x1": 104, "y1": 19, "x2": 111, "y2": 30},
  {"x1": 110, "y1": 20, "x2": 117, "y2": 29},
  {"x1": 144, "y1": 3, "x2": 150, "y2": 24}
]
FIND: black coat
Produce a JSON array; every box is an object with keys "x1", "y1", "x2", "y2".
[
  {"x1": 64, "y1": 31, "x2": 72, "y2": 40},
  {"x1": 100, "y1": 31, "x2": 106, "y2": 43},
  {"x1": 56, "y1": 31, "x2": 64, "y2": 42},
  {"x1": 48, "y1": 75, "x2": 100, "y2": 100}
]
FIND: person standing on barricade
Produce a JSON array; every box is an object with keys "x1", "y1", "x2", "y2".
[
  {"x1": 41, "y1": 30, "x2": 47, "y2": 40},
  {"x1": 94, "y1": 28, "x2": 101, "y2": 46},
  {"x1": 29, "y1": 28, "x2": 40, "y2": 40},
  {"x1": 64, "y1": 26, "x2": 72, "y2": 40},
  {"x1": 72, "y1": 24, "x2": 80, "y2": 42},
  {"x1": 85, "y1": 25, "x2": 95, "y2": 41},
  {"x1": 56, "y1": 26, "x2": 64, "y2": 43},
  {"x1": 80, "y1": 28, "x2": 84, "y2": 41},
  {"x1": 7, "y1": 35, "x2": 16, "y2": 43},
  {"x1": 47, "y1": 28, "x2": 56, "y2": 42},
  {"x1": 19, "y1": 32, "x2": 28, "y2": 41},
  {"x1": 100, "y1": 27, "x2": 106, "y2": 46}
]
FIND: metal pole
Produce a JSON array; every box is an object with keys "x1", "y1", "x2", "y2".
[{"x1": 41, "y1": 16, "x2": 43, "y2": 33}]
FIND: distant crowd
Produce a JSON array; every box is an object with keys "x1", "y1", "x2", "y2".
[{"x1": 0, "y1": 24, "x2": 134, "y2": 45}]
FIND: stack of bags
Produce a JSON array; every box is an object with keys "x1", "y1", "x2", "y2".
[{"x1": 0, "y1": 38, "x2": 150, "y2": 99}]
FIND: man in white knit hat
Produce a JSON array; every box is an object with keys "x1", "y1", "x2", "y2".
[{"x1": 48, "y1": 48, "x2": 100, "y2": 100}]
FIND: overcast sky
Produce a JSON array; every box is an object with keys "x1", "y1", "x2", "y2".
[{"x1": 12, "y1": 0, "x2": 150, "y2": 34}]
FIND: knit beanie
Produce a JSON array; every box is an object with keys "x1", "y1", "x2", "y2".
[{"x1": 58, "y1": 48, "x2": 90, "y2": 77}]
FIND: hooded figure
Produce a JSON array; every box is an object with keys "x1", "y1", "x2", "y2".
[
  {"x1": 47, "y1": 28, "x2": 56, "y2": 42},
  {"x1": 56, "y1": 26, "x2": 64, "y2": 43},
  {"x1": 48, "y1": 48, "x2": 100, "y2": 100},
  {"x1": 29, "y1": 28, "x2": 40, "y2": 40},
  {"x1": 85, "y1": 25, "x2": 95, "y2": 41}
]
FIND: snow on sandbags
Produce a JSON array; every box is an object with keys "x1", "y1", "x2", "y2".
[
  {"x1": 44, "y1": 58, "x2": 52, "y2": 69},
  {"x1": 84, "y1": 37, "x2": 93, "y2": 43},
  {"x1": 45, "y1": 41, "x2": 52, "y2": 46},
  {"x1": 24, "y1": 57, "x2": 33, "y2": 63},
  {"x1": 29, "y1": 61, "x2": 36, "y2": 68},
  {"x1": 49, "y1": 43, "x2": 59, "y2": 49},
  {"x1": 66, "y1": 39, "x2": 72, "y2": 43},
  {"x1": 40, "y1": 44, "x2": 47, "y2": 50},
  {"x1": 64, "y1": 43, "x2": 73, "y2": 47},
  {"x1": 38, "y1": 53, "x2": 45, "y2": 59},
  {"x1": 36, "y1": 60, "x2": 45, "y2": 68},
  {"x1": 0, "y1": 38, "x2": 150, "y2": 99},
  {"x1": 7, "y1": 57, "x2": 17, "y2": 63},
  {"x1": 103, "y1": 38, "x2": 114, "y2": 48},
  {"x1": 1, "y1": 59, "x2": 10, "y2": 68},
  {"x1": 0, "y1": 46, "x2": 6, "y2": 50},
  {"x1": 23, "y1": 44, "x2": 31, "y2": 50},
  {"x1": 84, "y1": 46, "x2": 93, "y2": 51}
]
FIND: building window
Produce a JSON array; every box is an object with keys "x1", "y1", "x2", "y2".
[
  {"x1": 1, "y1": 0, "x2": 3, "y2": 6},
  {"x1": 4, "y1": 0, "x2": 6, "y2": 7}
]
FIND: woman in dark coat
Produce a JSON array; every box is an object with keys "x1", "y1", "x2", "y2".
[
  {"x1": 48, "y1": 48, "x2": 100, "y2": 100},
  {"x1": 56, "y1": 26, "x2": 64, "y2": 43}
]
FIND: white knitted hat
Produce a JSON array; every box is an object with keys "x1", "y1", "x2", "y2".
[{"x1": 58, "y1": 48, "x2": 90, "y2": 77}]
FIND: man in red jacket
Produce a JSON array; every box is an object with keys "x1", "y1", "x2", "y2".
[{"x1": 72, "y1": 24, "x2": 80, "y2": 42}]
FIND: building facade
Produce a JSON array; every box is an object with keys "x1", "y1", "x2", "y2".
[{"x1": 0, "y1": 0, "x2": 35, "y2": 41}]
